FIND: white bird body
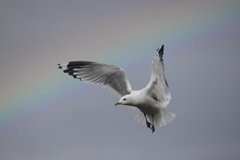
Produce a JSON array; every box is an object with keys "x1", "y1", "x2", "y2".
[
  {"x1": 119, "y1": 90, "x2": 159, "y2": 113},
  {"x1": 116, "y1": 87, "x2": 175, "y2": 132},
  {"x1": 58, "y1": 45, "x2": 175, "y2": 132}
]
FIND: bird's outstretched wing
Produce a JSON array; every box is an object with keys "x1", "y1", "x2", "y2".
[
  {"x1": 146, "y1": 45, "x2": 171, "y2": 108},
  {"x1": 58, "y1": 61, "x2": 132, "y2": 96}
]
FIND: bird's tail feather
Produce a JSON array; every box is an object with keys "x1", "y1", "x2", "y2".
[
  {"x1": 156, "y1": 108, "x2": 176, "y2": 127},
  {"x1": 135, "y1": 108, "x2": 175, "y2": 128}
]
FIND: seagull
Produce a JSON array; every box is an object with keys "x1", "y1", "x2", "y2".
[{"x1": 58, "y1": 45, "x2": 175, "y2": 132}]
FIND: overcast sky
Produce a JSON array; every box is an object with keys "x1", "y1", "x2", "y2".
[{"x1": 0, "y1": 0, "x2": 240, "y2": 160}]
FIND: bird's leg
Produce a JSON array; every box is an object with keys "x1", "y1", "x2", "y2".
[
  {"x1": 144, "y1": 113, "x2": 151, "y2": 129},
  {"x1": 151, "y1": 125, "x2": 155, "y2": 133},
  {"x1": 151, "y1": 115, "x2": 155, "y2": 133}
]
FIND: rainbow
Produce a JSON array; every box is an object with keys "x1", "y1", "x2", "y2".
[{"x1": 0, "y1": 4, "x2": 237, "y2": 130}]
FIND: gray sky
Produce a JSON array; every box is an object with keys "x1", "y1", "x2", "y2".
[{"x1": 0, "y1": 0, "x2": 240, "y2": 160}]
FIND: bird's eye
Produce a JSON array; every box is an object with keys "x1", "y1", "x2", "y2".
[{"x1": 123, "y1": 98, "x2": 126, "y2": 101}]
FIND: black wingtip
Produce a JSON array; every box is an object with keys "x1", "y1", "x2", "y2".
[
  {"x1": 157, "y1": 44, "x2": 164, "y2": 61},
  {"x1": 58, "y1": 64, "x2": 62, "y2": 69},
  {"x1": 159, "y1": 45, "x2": 164, "y2": 53},
  {"x1": 72, "y1": 74, "x2": 78, "y2": 79}
]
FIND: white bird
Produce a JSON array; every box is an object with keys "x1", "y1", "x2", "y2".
[{"x1": 58, "y1": 45, "x2": 175, "y2": 132}]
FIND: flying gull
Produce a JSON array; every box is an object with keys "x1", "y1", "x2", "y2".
[{"x1": 58, "y1": 45, "x2": 175, "y2": 132}]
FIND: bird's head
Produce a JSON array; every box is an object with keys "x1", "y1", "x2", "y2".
[{"x1": 115, "y1": 95, "x2": 132, "y2": 106}]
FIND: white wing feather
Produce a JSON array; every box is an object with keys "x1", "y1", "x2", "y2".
[
  {"x1": 146, "y1": 45, "x2": 171, "y2": 108},
  {"x1": 58, "y1": 61, "x2": 132, "y2": 96}
]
